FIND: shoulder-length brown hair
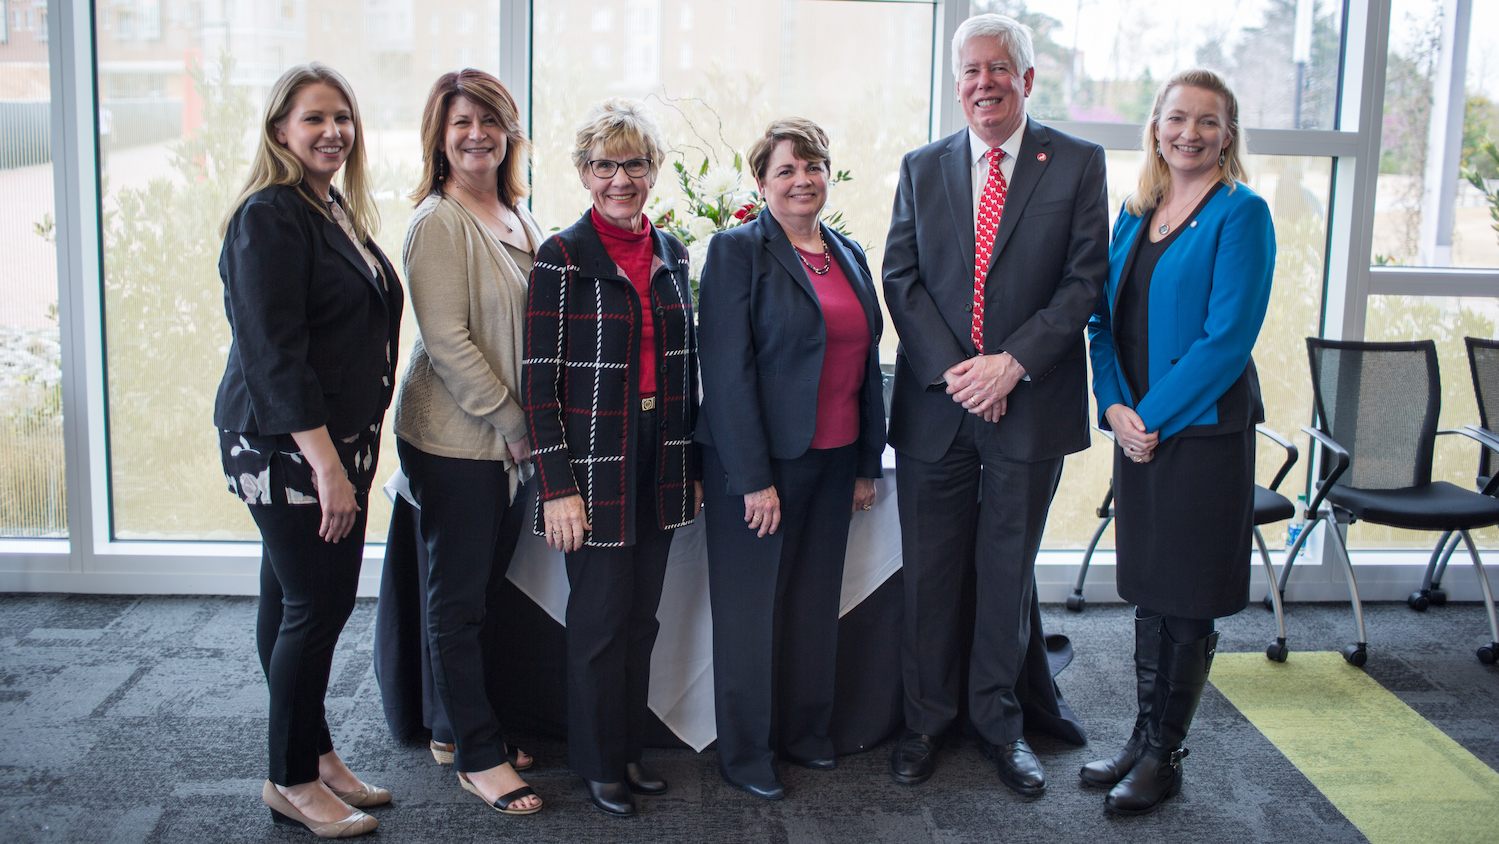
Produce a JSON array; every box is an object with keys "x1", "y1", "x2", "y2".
[
  {"x1": 222, "y1": 63, "x2": 377, "y2": 240},
  {"x1": 410, "y1": 69, "x2": 530, "y2": 207},
  {"x1": 746, "y1": 117, "x2": 831, "y2": 185},
  {"x1": 1125, "y1": 68, "x2": 1247, "y2": 217}
]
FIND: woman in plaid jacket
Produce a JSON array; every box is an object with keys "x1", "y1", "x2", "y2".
[{"x1": 521, "y1": 98, "x2": 701, "y2": 817}]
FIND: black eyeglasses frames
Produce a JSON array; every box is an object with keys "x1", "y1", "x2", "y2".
[{"x1": 588, "y1": 158, "x2": 652, "y2": 179}]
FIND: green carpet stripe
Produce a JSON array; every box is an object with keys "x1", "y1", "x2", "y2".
[{"x1": 1210, "y1": 652, "x2": 1499, "y2": 844}]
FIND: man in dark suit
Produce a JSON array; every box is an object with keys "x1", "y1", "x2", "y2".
[{"x1": 882, "y1": 13, "x2": 1108, "y2": 795}]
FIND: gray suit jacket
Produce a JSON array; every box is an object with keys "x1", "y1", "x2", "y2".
[{"x1": 882, "y1": 120, "x2": 1109, "y2": 463}]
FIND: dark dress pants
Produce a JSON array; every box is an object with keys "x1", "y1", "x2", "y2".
[
  {"x1": 398, "y1": 438, "x2": 521, "y2": 774},
  {"x1": 895, "y1": 410, "x2": 1064, "y2": 746},
  {"x1": 563, "y1": 409, "x2": 673, "y2": 783},
  {"x1": 703, "y1": 444, "x2": 856, "y2": 782},
  {"x1": 252, "y1": 498, "x2": 368, "y2": 787}
]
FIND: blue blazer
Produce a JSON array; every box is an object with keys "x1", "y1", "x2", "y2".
[
  {"x1": 696, "y1": 209, "x2": 886, "y2": 496},
  {"x1": 1088, "y1": 183, "x2": 1274, "y2": 441}
]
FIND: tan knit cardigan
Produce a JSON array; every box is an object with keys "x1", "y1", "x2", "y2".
[{"x1": 393, "y1": 192, "x2": 544, "y2": 495}]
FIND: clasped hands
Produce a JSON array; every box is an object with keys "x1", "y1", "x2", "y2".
[
  {"x1": 1104, "y1": 403, "x2": 1159, "y2": 464},
  {"x1": 944, "y1": 352, "x2": 1025, "y2": 422}
]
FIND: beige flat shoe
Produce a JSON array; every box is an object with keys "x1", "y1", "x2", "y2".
[
  {"x1": 261, "y1": 780, "x2": 378, "y2": 838},
  {"x1": 327, "y1": 781, "x2": 392, "y2": 808},
  {"x1": 430, "y1": 740, "x2": 455, "y2": 765}
]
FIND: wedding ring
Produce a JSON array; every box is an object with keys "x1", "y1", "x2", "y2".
[{"x1": 862, "y1": 504, "x2": 872, "y2": 511}]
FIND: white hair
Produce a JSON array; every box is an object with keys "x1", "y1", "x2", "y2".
[{"x1": 951, "y1": 14, "x2": 1036, "y2": 81}]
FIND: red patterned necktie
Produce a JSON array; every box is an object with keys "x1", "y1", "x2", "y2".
[{"x1": 972, "y1": 147, "x2": 1007, "y2": 354}]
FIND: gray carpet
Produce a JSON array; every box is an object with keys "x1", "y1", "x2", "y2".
[{"x1": 1, "y1": 593, "x2": 1496, "y2": 843}]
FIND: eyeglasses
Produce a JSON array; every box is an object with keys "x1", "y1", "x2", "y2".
[{"x1": 588, "y1": 158, "x2": 652, "y2": 179}]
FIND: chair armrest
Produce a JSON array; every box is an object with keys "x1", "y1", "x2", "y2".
[
  {"x1": 1437, "y1": 427, "x2": 1499, "y2": 495},
  {"x1": 1255, "y1": 424, "x2": 1300, "y2": 492},
  {"x1": 1301, "y1": 426, "x2": 1350, "y2": 518}
]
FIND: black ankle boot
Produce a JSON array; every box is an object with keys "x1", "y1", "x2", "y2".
[
  {"x1": 1105, "y1": 630, "x2": 1217, "y2": 815},
  {"x1": 1080, "y1": 612, "x2": 1162, "y2": 788}
]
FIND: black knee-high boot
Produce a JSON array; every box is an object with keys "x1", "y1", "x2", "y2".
[
  {"x1": 1105, "y1": 629, "x2": 1218, "y2": 815},
  {"x1": 1079, "y1": 612, "x2": 1162, "y2": 787}
]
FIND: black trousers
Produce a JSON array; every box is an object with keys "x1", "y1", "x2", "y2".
[
  {"x1": 703, "y1": 444, "x2": 856, "y2": 782},
  {"x1": 895, "y1": 411, "x2": 1064, "y2": 746},
  {"x1": 252, "y1": 498, "x2": 368, "y2": 787},
  {"x1": 563, "y1": 410, "x2": 673, "y2": 783},
  {"x1": 398, "y1": 438, "x2": 523, "y2": 773}
]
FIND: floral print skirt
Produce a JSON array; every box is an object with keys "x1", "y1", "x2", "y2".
[{"x1": 219, "y1": 420, "x2": 382, "y2": 507}]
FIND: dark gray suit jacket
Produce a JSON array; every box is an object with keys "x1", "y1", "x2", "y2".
[{"x1": 882, "y1": 120, "x2": 1109, "y2": 463}]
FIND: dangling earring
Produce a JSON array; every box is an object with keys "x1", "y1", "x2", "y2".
[
  {"x1": 1218, "y1": 151, "x2": 1226, "y2": 167},
  {"x1": 1157, "y1": 145, "x2": 1165, "y2": 159}
]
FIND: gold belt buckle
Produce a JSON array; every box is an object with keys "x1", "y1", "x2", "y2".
[{"x1": 640, "y1": 396, "x2": 657, "y2": 412}]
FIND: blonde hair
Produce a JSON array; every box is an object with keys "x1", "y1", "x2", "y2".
[
  {"x1": 1125, "y1": 68, "x2": 1247, "y2": 217},
  {"x1": 570, "y1": 98, "x2": 665, "y2": 180},
  {"x1": 410, "y1": 69, "x2": 530, "y2": 207},
  {"x1": 746, "y1": 117, "x2": 831, "y2": 184},
  {"x1": 222, "y1": 63, "x2": 377, "y2": 240}
]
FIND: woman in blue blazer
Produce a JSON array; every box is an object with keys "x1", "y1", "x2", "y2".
[
  {"x1": 697, "y1": 118, "x2": 886, "y2": 799},
  {"x1": 1084, "y1": 70, "x2": 1273, "y2": 816},
  {"x1": 214, "y1": 64, "x2": 402, "y2": 838}
]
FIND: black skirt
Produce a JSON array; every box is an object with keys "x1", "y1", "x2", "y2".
[{"x1": 1112, "y1": 426, "x2": 1255, "y2": 619}]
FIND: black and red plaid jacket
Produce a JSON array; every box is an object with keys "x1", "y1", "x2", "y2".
[{"x1": 522, "y1": 211, "x2": 700, "y2": 547}]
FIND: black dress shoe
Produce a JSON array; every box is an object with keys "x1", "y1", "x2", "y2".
[
  {"x1": 991, "y1": 738, "x2": 1045, "y2": 796},
  {"x1": 584, "y1": 779, "x2": 636, "y2": 816},
  {"x1": 790, "y1": 756, "x2": 836, "y2": 771},
  {"x1": 625, "y1": 762, "x2": 667, "y2": 795},
  {"x1": 889, "y1": 732, "x2": 939, "y2": 785},
  {"x1": 721, "y1": 770, "x2": 785, "y2": 800}
]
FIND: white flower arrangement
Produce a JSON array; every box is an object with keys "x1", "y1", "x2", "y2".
[{"x1": 651, "y1": 153, "x2": 853, "y2": 298}]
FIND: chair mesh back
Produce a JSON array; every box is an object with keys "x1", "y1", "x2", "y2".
[
  {"x1": 1306, "y1": 339, "x2": 1440, "y2": 489},
  {"x1": 1467, "y1": 337, "x2": 1499, "y2": 478}
]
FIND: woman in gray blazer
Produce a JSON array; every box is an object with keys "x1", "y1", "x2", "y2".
[{"x1": 696, "y1": 118, "x2": 886, "y2": 799}]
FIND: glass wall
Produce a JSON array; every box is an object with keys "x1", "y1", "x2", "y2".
[
  {"x1": 96, "y1": 0, "x2": 502, "y2": 541},
  {"x1": 970, "y1": 0, "x2": 1344, "y2": 129},
  {"x1": 1371, "y1": 0, "x2": 1499, "y2": 268},
  {"x1": 0, "y1": 0, "x2": 65, "y2": 538}
]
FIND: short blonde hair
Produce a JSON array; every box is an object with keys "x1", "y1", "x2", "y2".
[
  {"x1": 747, "y1": 117, "x2": 831, "y2": 184},
  {"x1": 1126, "y1": 68, "x2": 1247, "y2": 216},
  {"x1": 222, "y1": 63, "x2": 376, "y2": 240},
  {"x1": 571, "y1": 98, "x2": 665, "y2": 180},
  {"x1": 410, "y1": 69, "x2": 530, "y2": 207}
]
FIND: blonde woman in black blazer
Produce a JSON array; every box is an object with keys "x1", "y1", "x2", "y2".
[
  {"x1": 696, "y1": 118, "x2": 886, "y2": 799},
  {"x1": 215, "y1": 64, "x2": 401, "y2": 839}
]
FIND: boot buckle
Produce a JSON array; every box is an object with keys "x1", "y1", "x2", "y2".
[{"x1": 1167, "y1": 747, "x2": 1189, "y2": 769}]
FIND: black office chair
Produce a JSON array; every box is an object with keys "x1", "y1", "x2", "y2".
[
  {"x1": 1409, "y1": 337, "x2": 1499, "y2": 611},
  {"x1": 1065, "y1": 425, "x2": 1300, "y2": 662},
  {"x1": 1268, "y1": 338, "x2": 1499, "y2": 665}
]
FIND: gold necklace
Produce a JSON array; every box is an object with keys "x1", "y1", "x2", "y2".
[
  {"x1": 795, "y1": 227, "x2": 832, "y2": 276},
  {"x1": 449, "y1": 182, "x2": 516, "y2": 235},
  {"x1": 1156, "y1": 180, "x2": 1214, "y2": 236}
]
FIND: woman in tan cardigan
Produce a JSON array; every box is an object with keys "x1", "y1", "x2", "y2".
[{"x1": 393, "y1": 69, "x2": 544, "y2": 817}]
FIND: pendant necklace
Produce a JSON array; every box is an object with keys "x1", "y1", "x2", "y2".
[{"x1": 1157, "y1": 180, "x2": 1214, "y2": 236}]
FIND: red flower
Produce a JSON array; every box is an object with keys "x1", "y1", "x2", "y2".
[{"x1": 733, "y1": 203, "x2": 758, "y2": 222}]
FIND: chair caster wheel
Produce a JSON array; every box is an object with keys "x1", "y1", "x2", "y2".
[
  {"x1": 1429, "y1": 588, "x2": 1447, "y2": 606},
  {"x1": 1261, "y1": 592, "x2": 1277, "y2": 612},
  {"x1": 1065, "y1": 593, "x2": 1084, "y2": 612},
  {"x1": 1407, "y1": 590, "x2": 1430, "y2": 612},
  {"x1": 1479, "y1": 644, "x2": 1497, "y2": 665},
  {"x1": 1341, "y1": 643, "x2": 1368, "y2": 667},
  {"x1": 1265, "y1": 640, "x2": 1288, "y2": 663}
]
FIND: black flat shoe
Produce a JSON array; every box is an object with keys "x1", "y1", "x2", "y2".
[
  {"x1": 890, "y1": 732, "x2": 939, "y2": 785},
  {"x1": 721, "y1": 771, "x2": 785, "y2": 800},
  {"x1": 625, "y1": 762, "x2": 667, "y2": 795},
  {"x1": 987, "y1": 738, "x2": 1045, "y2": 797},
  {"x1": 584, "y1": 779, "x2": 636, "y2": 816}
]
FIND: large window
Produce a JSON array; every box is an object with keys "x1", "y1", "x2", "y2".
[
  {"x1": 0, "y1": 0, "x2": 63, "y2": 538},
  {"x1": 95, "y1": 0, "x2": 503, "y2": 541},
  {"x1": 1372, "y1": 0, "x2": 1499, "y2": 268}
]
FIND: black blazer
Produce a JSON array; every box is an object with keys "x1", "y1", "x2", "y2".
[
  {"x1": 696, "y1": 210, "x2": 886, "y2": 496},
  {"x1": 214, "y1": 184, "x2": 403, "y2": 439},
  {"x1": 882, "y1": 121, "x2": 1109, "y2": 463}
]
